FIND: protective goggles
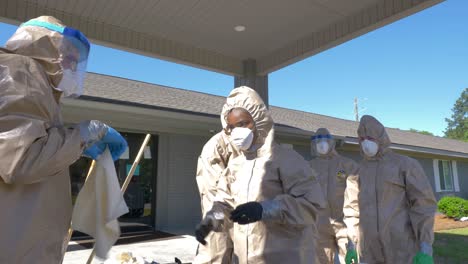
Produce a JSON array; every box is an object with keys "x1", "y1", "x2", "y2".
[{"x1": 311, "y1": 134, "x2": 332, "y2": 141}]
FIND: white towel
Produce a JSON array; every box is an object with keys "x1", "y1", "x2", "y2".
[{"x1": 72, "y1": 148, "x2": 129, "y2": 259}]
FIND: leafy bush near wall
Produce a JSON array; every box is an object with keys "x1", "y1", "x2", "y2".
[{"x1": 438, "y1": 196, "x2": 468, "y2": 219}]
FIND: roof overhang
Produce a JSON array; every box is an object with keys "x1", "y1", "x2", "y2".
[
  {"x1": 0, "y1": 0, "x2": 444, "y2": 75},
  {"x1": 62, "y1": 97, "x2": 315, "y2": 141},
  {"x1": 63, "y1": 97, "x2": 468, "y2": 159}
]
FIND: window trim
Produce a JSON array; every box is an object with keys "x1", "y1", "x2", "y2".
[{"x1": 433, "y1": 159, "x2": 460, "y2": 192}]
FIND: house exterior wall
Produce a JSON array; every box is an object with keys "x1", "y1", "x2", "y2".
[
  {"x1": 457, "y1": 161, "x2": 468, "y2": 199},
  {"x1": 292, "y1": 144, "x2": 312, "y2": 161},
  {"x1": 338, "y1": 150, "x2": 362, "y2": 163},
  {"x1": 156, "y1": 133, "x2": 208, "y2": 235},
  {"x1": 413, "y1": 157, "x2": 447, "y2": 199},
  {"x1": 412, "y1": 157, "x2": 468, "y2": 200}
]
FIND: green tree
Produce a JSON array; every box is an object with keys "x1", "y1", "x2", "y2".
[
  {"x1": 444, "y1": 88, "x2": 467, "y2": 142},
  {"x1": 409, "y1": 128, "x2": 434, "y2": 136}
]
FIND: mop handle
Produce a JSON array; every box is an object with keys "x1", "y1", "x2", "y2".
[{"x1": 62, "y1": 160, "x2": 97, "y2": 263}]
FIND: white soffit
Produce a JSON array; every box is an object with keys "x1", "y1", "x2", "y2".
[{"x1": 0, "y1": 0, "x2": 444, "y2": 75}]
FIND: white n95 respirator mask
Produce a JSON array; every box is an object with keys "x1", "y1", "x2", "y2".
[
  {"x1": 361, "y1": 139, "x2": 379, "y2": 157},
  {"x1": 316, "y1": 141, "x2": 330, "y2": 155},
  {"x1": 230, "y1": 127, "x2": 254, "y2": 151}
]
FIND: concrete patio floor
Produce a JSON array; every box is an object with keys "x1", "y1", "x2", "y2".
[{"x1": 63, "y1": 235, "x2": 198, "y2": 264}]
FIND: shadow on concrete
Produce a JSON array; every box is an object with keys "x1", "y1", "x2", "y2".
[{"x1": 68, "y1": 230, "x2": 176, "y2": 252}]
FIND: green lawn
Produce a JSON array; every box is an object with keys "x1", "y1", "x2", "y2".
[{"x1": 434, "y1": 228, "x2": 468, "y2": 263}]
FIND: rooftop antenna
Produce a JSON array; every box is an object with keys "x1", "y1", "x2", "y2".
[
  {"x1": 354, "y1": 98, "x2": 359, "y2": 122},
  {"x1": 354, "y1": 97, "x2": 367, "y2": 121}
]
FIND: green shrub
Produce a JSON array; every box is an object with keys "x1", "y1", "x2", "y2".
[{"x1": 438, "y1": 196, "x2": 468, "y2": 219}]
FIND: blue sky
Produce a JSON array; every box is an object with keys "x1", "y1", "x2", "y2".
[{"x1": 1, "y1": 0, "x2": 466, "y2": 136}]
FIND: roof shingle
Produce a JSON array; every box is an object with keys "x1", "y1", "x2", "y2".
[{"x1": 81, "y1": 73, "x2": 468, "y2": 155}]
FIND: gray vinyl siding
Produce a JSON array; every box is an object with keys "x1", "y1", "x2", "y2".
[
  {"x1": 292, "y1": 144, "x2": 312, "y2": 161},
  {"x1": 413, "y1": 157, "x2": 442, "y2": 199},
  {"x1": 338, "y1": 150, "x2": 362, "y2": 163},
  {"x1": 410, "y1": 157, "x2": 467, "y2": 200},
  {"x1": 456, "y1": 161, "x2": 468, "y2": 199},
  {"x1": 156, "y1": 133, "x2": 207, "y2": 235}
]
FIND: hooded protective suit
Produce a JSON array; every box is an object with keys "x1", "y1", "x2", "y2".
[
  {"x1": 194, "y1": 132, "x2": 237, "y2": 264},
  {"x1": 0, "y1": 16, "x2": 84, "y2": 263},
  {"x1": 212, "y1": 86, "x2": 326, "y2": 264},
  {"x1": 343, "y1": 115, "x2": 437, "y2": 263},
  {"x1": 309, "y1": 128, "x2": 358, "y2": 264}
]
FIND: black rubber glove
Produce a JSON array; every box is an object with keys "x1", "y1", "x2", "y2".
[
  {"x1": 195, "y1": 202, "x2": 228, "y2": 245},
  {"x1": 230, "y1": 201, "x2": 263, "y2": 225},
  {"x1": 195, "y1": 214, "x2": 216, "y2": 245}
]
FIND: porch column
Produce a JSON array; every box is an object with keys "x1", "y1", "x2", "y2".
[{"x1": 234, "y1": 59, "x2": 269, "y2": 106}]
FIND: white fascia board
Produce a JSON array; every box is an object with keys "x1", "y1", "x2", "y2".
[
  {"x1": 62, "y1": 98, "x2": 221, "y2": 136},
  {"x1": 343, "y1": 138, "x2": 468, "y2": 160},
  {"x1": 63, "y1": 98, "x2": 218, "y2": 123}
]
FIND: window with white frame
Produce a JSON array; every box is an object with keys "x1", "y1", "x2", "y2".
[{"x1": 433, "y1": 159, "x2": 460, "y2": 192}]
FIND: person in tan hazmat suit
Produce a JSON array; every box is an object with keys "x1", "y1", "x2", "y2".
[
  {"x1": 0, "y1": 16, "x2": 127, "y2": 263},
  {"x1": 195, "y1": 86, "x2": 326, "y2": 264},
  {"x1": 194, "y1": 131, "x2": 238, "y2": 264},
  {"x1": 309, "y1": 128, "x2": 358, "y2": 264},
  {"x1": 343, "y1": 115, "x2": 437, "y2": 264}
]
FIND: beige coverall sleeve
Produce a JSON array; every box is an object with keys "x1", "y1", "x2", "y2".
[
  {"x1": 0, "y1": 118, "x2": 82, "y2": 185},
  {"x1": 343, "y1": 169, "x2": 360, "y2": 244},
  {"x1": 0, "y1": 61, "x2": 82, "y2": 185},
  {"x1": 195, "y1": 134, "x2": 229, "y2": 198},
  {"x1": 269, "y1": 150, "x2": 326, "y2": 227},
  {"x1": 196, "y1": 157, "x2": 216, "y2": 200},
  {"x1": 213, "y1": 167, "x2": 236, "y2": 211},
  {"x1": 405, "y1": 158, "x2": 437, "y2": 245}
]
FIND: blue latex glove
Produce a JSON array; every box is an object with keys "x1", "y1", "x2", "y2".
[
  {"x1": 83, "y1": 142, "x2": 106, "y2": 160},
  {"x1": 81, "y1": 123, "x2": 127, "y2": 161},
  {"x1": 412, "y1": 252, "x2": 434, "y2": 264},
  {"x1": 100, "y1": 127, "x2": 128, "y2": 161}
]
